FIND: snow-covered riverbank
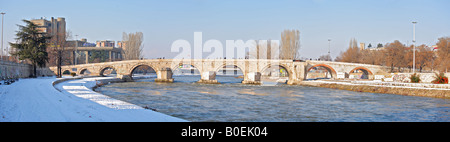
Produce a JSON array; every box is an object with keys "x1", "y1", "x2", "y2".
[
  {"x1": 299, "y1": 80, "x2": 450, "y2": 98},
  {"x1": 0, "y1": 77, "x2": 187, "y2": 122}
]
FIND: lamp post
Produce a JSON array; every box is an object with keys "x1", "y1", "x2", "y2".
[
  {"x1": 328, "y1": 39, "x2": 331, "y2": 61},
  {"x1": 75, "y1": 34, "x2": 78, "y2": 65},
  {"x1": 412, "y1": 21, "x2": 417, "y2": 73},
  {"x1": 6, "y1": 45, "x2": 8, "y2": 61},
  {"x1": 1, "y1": 12, "x2": 5, "y2": 61}
]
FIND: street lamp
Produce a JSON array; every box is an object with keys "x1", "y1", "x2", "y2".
[
  {"x1": 1, "y1": 12, "x2": 5, "y2": 61},
  {"x1": 328, "y1": 39, "x2": 331, "y2": 61},
  {"x1": 412, "y1": 21, "x2": 417, "y2": 73},
  {"x1": 75, "y1": 34, "x2": 78, "y2": 65}
]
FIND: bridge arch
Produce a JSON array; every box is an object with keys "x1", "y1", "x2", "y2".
[
  {"x1": 129, "y1": 64, "x2": 157, "y2": 79},
  {"x1": 129, "y1": 63, "x2": 158, "y2": 74},
  {"x1": 99, "y1": 66, "x2": 117, "y2": 77},
  {"x1": 215, "y1": 63, "x2": 246, "y2": 76},
  {"x1": 261, "y1": 64, "x2": 292, "y2": 77},
  {"x1": 260, "y1": 64, "x2": 292, "y2": 84},
  {"x1": 306, "y1": 64, "x2": 337, "y2": 79},
  {"x1": 213, "y1": 64, "x2": 246, "y2": 83},
  {"x1": 78, "y1": 68, "x2": 91, "y2": 76},
  {"x1": 171, "y1": 63, "x2": 201, "y2": 75},
  {"x1": 349, "y1": 66, "x2": 373, "y2": 79},
  {"x1": 62, "y1": 70, "x2": 71, "y2": 75}
]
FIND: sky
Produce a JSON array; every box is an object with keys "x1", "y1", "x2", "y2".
[{"x1": 1, "y1": 0, "x2": 450, "y2": 59}]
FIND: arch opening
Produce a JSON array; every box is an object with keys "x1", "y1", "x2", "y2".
[
  {"x1": 261, "y1": 65, "x2": 289, "y2": 84},
  {"x1": 216, "y1": 65, "x2": 244, "y2": 83},
  {"x1": 79, "y1": 69, "x2": 91, "y2": 76},
  {"x1": 62, "y1": 70, "x2": 71, "y2": 76},
  {"x1": 171, "y1": 64, "x2": 201, "y2": 83},
  {"x1": 131, "y1": 65, "x2": 157, "y2": 79},
  {"x1": 217, "y1": 65, "x2": 243, "y2": 76},
  {"x1": 173, "y1": 64, "x2": 200, "y2": 76},
  {"x1": 100, "y1": 67, "x2": 117, "y2": 77},
  {"x1": 306, "y1": 64, "x2": 336, "y2": 80},
  {"x1": 349, "y1": 67, "x2": 373, "y2": 79}
]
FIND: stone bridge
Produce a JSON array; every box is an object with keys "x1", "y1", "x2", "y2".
[{"x1": 49, "y1": 59, "x2": 387, "y2": 85}]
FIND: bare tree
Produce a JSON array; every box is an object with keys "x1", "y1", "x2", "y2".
[
  {"x1": 122, "y1": 32, "x2": 144, "y2": 60},
  {"x1": 336, "y1": 38, "x2": 360, "y2": 63},
  {"x1": 318, "y1": 54, "x2": 332, "y2": 61},
  {"x1": 404, "y1": 44, "x2": 435, "y2": 72},
  {"x1": 383, "y1": 40, "x2": 407, "y2": 72},
  {"x1": 360, "y1": 50, "x2": 381, "y2": 65},
  {"x1": 280, "y1": 29, "x2": 300, "y2": 60},
  {"x1": 434, "y1": 37, "x2": 449, "y2": 72},
  {"x1": 48, "y1": 30, "x2": 73, "y2": 78},
  {"x1": 249, "y1": 40, "x2": 275, "y2": 59}
]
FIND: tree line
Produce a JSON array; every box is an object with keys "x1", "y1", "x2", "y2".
[{"x1": 335, "y1": 37, "x2": 450, "y2": 73}]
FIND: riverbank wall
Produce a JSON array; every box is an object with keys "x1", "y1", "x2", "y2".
[
  {"x1": 0, "y1": 60, "x2": 55, "y2": 79},
  {"x1": 377, "y1": 72, "x2": 450, "y2": 83},
  {"x1": 298, "y1": 81, "x2": 450, "y2": 99}
]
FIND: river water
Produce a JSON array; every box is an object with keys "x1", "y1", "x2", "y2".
[{"x1": 95, "y1": 76, "x2": 449, "y2": 122}]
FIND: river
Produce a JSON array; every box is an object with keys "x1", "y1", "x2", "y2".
[{"x1": 95, "y1": 75, "x2": 449, "y2": 122}]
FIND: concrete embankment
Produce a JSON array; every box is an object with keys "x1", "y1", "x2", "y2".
[{"x1": 298, "y1": 81, "x2": 450, "y2": 99}]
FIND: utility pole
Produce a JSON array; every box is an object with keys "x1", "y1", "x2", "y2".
[
  {"x1": 1, "y1": 12, "x2": 5, "y2": 61},
  {"x1": 6, "y1": 45, "x2": 8, "y2": 61},
  {"x1": 412, "y1": 21, "x2": 417, "y2": 73},
  {"x1": 328, "y1": 39, "x2": 331, "y2": 61},
  {"x1": 75, "y1": 34, "x2": 78, "y2": 65}
]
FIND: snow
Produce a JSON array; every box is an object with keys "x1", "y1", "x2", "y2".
[
  {"x1": 309, "y1": 80, "x2": 450, "y2": 90},
  {"x1": 0, "y1": 77, "x2": 187, "y2": 122}
]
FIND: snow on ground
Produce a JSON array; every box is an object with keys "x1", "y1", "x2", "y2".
[
  {"x1": 308, "y1": 80, "x2": 450, "y2": 90},
  {"x1": 0, "y1": 77, "x2": 187, "y2": 122}
]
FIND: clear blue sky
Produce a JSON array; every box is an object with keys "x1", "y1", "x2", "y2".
[{"x1": 1, "y1": 0, "x2": 449, "y2": 59}]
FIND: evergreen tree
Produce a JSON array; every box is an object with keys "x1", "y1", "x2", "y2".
[
  {"x1": 9, "y1": 20, "x2": 50, "y2": 77},
  {"x1": 377, "y1": 43, "x2": 383, "y2": 48}
]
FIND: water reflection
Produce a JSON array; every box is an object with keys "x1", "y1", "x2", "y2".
[{"x1": 96, "y1": 76, "x2": 450, "y2": 122}]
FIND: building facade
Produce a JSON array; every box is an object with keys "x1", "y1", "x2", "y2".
[
  {"x1": 67, "y1": 46, "x2": 123, "y2": 64},
  {"x1": 30, "y1": 17, "x2": 66, "y2": 39},
  {"x1": 96, "y1": 40, "x2": 115, "y2": 47},
  {"x1": 30, "y1": 17, "x2": 124, "y2": 66},
  {"x1": 65, "y1": 39, "x2": 123, "y2": 65}
]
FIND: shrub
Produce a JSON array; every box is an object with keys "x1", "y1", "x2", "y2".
[
  {"x1": 431, "y1": 73, "x2": 448, "y2": 84},
  {"x1": 410, "y1": 73, "x2": 421, "y2": 83},
  {"x1": 70, "y1": 72, "x2": 77, "y2": 77}
]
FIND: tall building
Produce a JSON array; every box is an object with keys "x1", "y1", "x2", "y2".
[
  {"x1": 30, "y1": 17, "x2": 66, "y2": 42},
  {"x1": 360, "y1": 43, "x2": 365, "y2": 50}
]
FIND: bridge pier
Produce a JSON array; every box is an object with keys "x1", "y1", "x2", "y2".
[
  {"x1": 117, "y1": 74, "x2": 133, "y2": 82},
  {"x1": 287, "y1": 79, "x2": 302, "y2": 85},
  {"x1": 198, "y1": 71, "x2": 219, "y2": 84},
  {"x1": 242, "y1": 72, "x2": 262, "y2": 85},
  {"x1": 155, "y1": 67, "x2": 174, "y2": 83}
]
